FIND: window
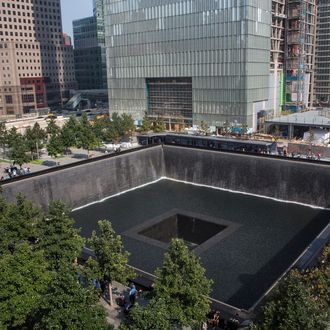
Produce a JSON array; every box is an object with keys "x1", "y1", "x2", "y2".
[{"x1": 5, "y1": 95, "x2": 13, "y2": 104}]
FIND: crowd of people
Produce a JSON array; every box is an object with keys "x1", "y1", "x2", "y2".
[{"x1": 1, "y1": 165, "x2": 31, "y2": 180}]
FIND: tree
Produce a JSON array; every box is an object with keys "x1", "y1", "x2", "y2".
[
  {"x1": 76, "y1": 113, "x2": 100, "y2": 156},
  {"x1": 153, "y1": 239, "x2": 212, "y2": 327},
  {"x1": 7, "y1": 128, "x2": 30, "y2": 166},
  {"x1": 153, "y1": 117, "x2": 165, "y2": 133},
  {"x1": 46, "y1": 118, "x2": 60, "y2": 136},
  {"x1": 120, "y1": 299, "x2": 171, "y2": 330},
  {"x1": 60, "y1": 116, "x2": 79, "y2": 153},
  {"x1": 302, "y1": 245, "x2": 330, "y2": 316},
  {"x1": 0, "y1": 122, "x2": 8, "y2": 157},
  {"x1": 36, "y1": 201, "x2": 84, "y2": 271},
  {"x1": 46, "y1": 119, "x2": 64, "y2": 158},
  {"x1": 111, "y1": 112, "x2": 124, "y2": 137},
  {"x1": 0, "y1": 194, "x2": 42, "y2": 255},
  {"x1": 0, "y1": 242, "x2": 51, "y2": 329},
  {"x1": 89, "y1": 220, "x2": 134, "y2": 306},
  {"x1": 140, "y1": 113, "x2": 152, "y2": 133},
  {"x1": 93, "y1": 117, "x2": 109, "y2": 142},
  {"x1": 121, "y1": 113, "x2": 135, "y2": 139},
  {"x1": 251, "y1": 269, "x2": 328, "y2": 330},
  {"x1": 47, "y1": 133, "x2": 64, "y2": 158},
  {"x1": 35, "y1": 264, "x2": 111, "y2": 330},
  {"x1": 25, "y1": 123, "x2": 46, "y2": 159},
  {"x1": 6, "y1": 127, "x2": 20, "y2": 149}
]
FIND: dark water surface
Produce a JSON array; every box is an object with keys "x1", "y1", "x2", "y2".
[{"x1": 72, "y1": 179, "x2": 330, "y2": 309}]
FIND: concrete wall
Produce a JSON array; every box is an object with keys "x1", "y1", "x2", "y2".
[
  {"x1": 2, "y1": 146, "x2": 165, "y2": 210},
  {"x1": 163, "y1": 146, "x2": 330, "y2": 208},
  {"x1": 2, "y1": 145, "x2": 330, "y2": 209}
]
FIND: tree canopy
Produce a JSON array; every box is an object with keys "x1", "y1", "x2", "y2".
[
  {"x1": 0, "y1": 242, "x2": 51, "y2": 329},
  {"x1": 35, "y1": 264, "x2": 110, "y2": 330},
  {"x1": 0, "y1": 195, "x2": 111, "y2": 329},
  {"x1": 252, "y1": 265, "x2": 329, "y2": 330},
  {"x1": 36, "y1": 201, "x2": 84, "y2": 271},
  {"x1": 88, "y1": 220, "x2": 134, "y2": 305}
]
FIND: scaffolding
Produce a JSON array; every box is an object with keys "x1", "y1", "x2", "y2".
[
  {"x1": 271, "y1": 0, "x2": 286, "y2": 116},
  {"x1": 284, "y1": 0, "x2": 316, "y2": 112}
]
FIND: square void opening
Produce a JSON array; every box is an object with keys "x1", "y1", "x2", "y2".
[{"x1": 138, "y1": 214, "x2": 226, "y2": 249}]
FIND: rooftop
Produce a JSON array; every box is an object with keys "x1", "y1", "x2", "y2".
[{"x1": 266, "y1": 109, "x2": 330, "y2": 128}]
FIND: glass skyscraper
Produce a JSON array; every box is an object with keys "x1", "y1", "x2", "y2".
[
  {"x1": 73, "y1": 0, "x2": 107, "y2": 90},
  {"x1": 315, "y1": 0, "x2": 330, "y2": 106},
  {"x1": 104, "y1": 0, "x2": 271, "y2": 129}
]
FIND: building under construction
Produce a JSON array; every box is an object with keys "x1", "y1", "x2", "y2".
[
  {"x1": 314, "y1": 0, "x2": 330, "y2": 106},
  {"x1": 284, "y1": 0, "x2": 317, "y2": 112},
  {"x1": 270, "y1": 0, "x2": 287, "y2": 117}
]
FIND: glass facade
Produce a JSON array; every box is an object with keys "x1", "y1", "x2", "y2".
[
  {"x1": 104, "y1": 0, "x2": 271, "y2": 128},
  {"x1": 73, "y1": 0, "x2": 107, "y2": 90},
  {"x1": 314, "y1": 0, "x2": 330, "y2": 106},
  {"x1": 147, "y1": 77, "x2": 192, "y2": 119}
]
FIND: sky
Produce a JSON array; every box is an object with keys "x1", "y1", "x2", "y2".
[{"x1": 61, "y1": 0, "x2": 93, "y2": 40}]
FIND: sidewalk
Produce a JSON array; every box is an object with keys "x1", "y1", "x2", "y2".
[
  {"x1": 0, "y1": 145, "x2": 140, "y2": 179},
  {"x1": 100, "y1": 281, "x2": 149, "y2": 329}
]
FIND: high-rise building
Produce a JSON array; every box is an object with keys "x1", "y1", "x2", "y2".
[
  {"x1": 284, "y1": 0, "x2": 317, "y2": 112},
  {"x1": 63, "y1": 33, "x2": 72, "y2": 47},
  {"x1": 314, "y1": 0, "x2": 330, "y2": 106},
  {"x1": 73, "y1": 0, "x2": 107, "y2": 90},
  {"x1": 0, "y1": 0, "x2": 76, "y2": 117},
  {"x1": 104, "y1": 1, "x2": 271, "y2": 130}
]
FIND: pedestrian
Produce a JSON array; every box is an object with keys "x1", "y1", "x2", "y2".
[{"x1": 129, "y1": 283, "x2": 137, "y2": 305}]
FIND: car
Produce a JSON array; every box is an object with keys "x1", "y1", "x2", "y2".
[{"x1": 42, "y1": 160, "x2": 58, "y2": 167}]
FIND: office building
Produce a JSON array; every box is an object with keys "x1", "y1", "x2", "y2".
[
  {"x1": 314, "y1": 0, "x2": 330, "y2": 107},
  {"x1": 104, "y1": 0, "x2": 271, "y2": 130},
  {"x1": 73, "y1": 0, "x2": 107, "y2": 90},
  {"x1": 0, "y1": 0, "x2": 76, "y2": 117}
]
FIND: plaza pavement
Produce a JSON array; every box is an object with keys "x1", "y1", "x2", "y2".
[{"x1": 0, "y1": 145, "x2": 140, "y2": 179}]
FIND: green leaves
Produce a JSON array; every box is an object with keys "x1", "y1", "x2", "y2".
[
  {"x1": 6, "y1": 128, "x2": 30, "y2": 166},
  {"x1": 0, "y1": 243, "x2": 51, "y2": 329},
  {"x1": 60, "y1": 116, "x2": 79, "y2": 151},
  {"x1": 105, "y1": 112, "x2": 135, "y2": 143},
  {"x1": 25, "y1": 123, "x2": 46, "y2": 159},
  {"x1": 153, "y1": 239, "x2": 212, "y2": 327},
  {"x1": 89, "y1": 220, "x2": 134, "y2": 285},
  {"x1": 252, "y1": 268, "x2": 329, "y2": 330},
  {"x1": 46, "y1": 119, "x2": 63, "y2": 158},
  {"x1": 121, "y1": 239, "x2": 213, "y2": 329},
  {"x1": 0, "y1": 195, "x2": 42, "y2": 255},
  {"x1": 76, "y1": 113, "x2": 100, "y2": 154},
  {"x1": 0, "y1": 197, "x2": 110, "y2": 329},
  {"x1": 121, "y1": 299, "x2": 171, "y2": 330},
  {"x1": 36, "y1": 201, "x2": 84, "y2": 271},
  {"x1": 36, "y1": 264, "x2": 109, "y2": 330}
]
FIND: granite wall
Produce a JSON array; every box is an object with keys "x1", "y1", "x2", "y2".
[
  {"x1": 163, "y1": 146, "x2": 330, "y2": 208},
  {"x1": 2, "y1": 146, "x2": 165, "y2": 210},
  {"x1": 2, "y1": 145, "x2": 330, "y2": 209}
]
